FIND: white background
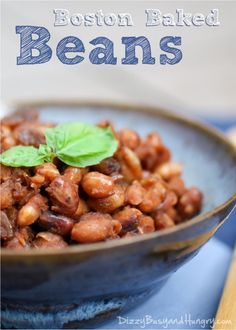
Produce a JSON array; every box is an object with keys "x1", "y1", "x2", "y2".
[{"x1": 1, "y1": 0, "x2": 236, "y2": 118}]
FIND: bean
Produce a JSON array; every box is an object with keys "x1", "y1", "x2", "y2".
[
  {"x1": 116, "y1": 147, "x2": 142, "y2": 182},
  {"x1": 0, "y1": 211, "x2": 14, "y2": 240},
  {"x1": 0, "y1": 165, "x2": 12, "y2": 182},
  {"x1": 18, "y1": 194, "x2": 48, "y2": 226},
  {"x1": 1, "y1": 110, "x2": 38, "y2": 127},
  {"x1": 0, "y1": 180, "x2": 14, "y2": 209},
  {"x1": 122, "y1": 147, "x2": 142, "y2": 179},
  {"x1": 113, "y1": 207, "x2": 142, "y2": 234},
  {"x1": 146, "y1": 133, "x2": 171, "y2": 165},
  {"x1": 12, "y1": 182, "x2": 35, "y2": 205},
  {"x1": 125, "y1": 181, "x2": 145, "y2": 206},
  {"x1": 119, "y1": 128, "x2": 140, "y2": 150},
  {"x1": 136, "y1": 133, "x2": 171, "y2": 171},
  {"x1": 168, "y1": 177, "x2": 186, "y2": 197},
  {"x1": 135, "y1": 132, "x2": 162, "y2": 171},
  {"x1": 138, "y1": 215, "x2": 155, "y2": 234},
  {"x1": 2, "y1": 136, "x2": 16, "y2": 151},
  {"x1": 33, "y1": 232, "x2": 68, "y2": 249},
  {"x1": 92, "y1": 157, "x2": 120, "y2": 175},
  {"x1": 4, "y1": 237, "x2": 24, "y2": 249},
  {"x1": 156, "y1": 145, "x2": 171, "y2": 166},
  {"x1": 82, "y1": 172, "x2": 115, "y2": 198},
  {"x1": 46, "y1": 176, "x2": 79, "y2": 216},
  {"x1": 139, "y1": 189, "x2": 162, "y2": 213},
  {"x1": 64, "y1": 166, "x2": 88, "y2": 184},
  {"x1": 112, "y1": 219, "x2": 122, "y2": 237},
  {"x1": 139, "y1": 180, "x2": 166, "y2": 213},
  {"x1": 157, "y1": 191, "x2": 178, "y2": 212},
  {"x1": 4, "y1": 227, "x2": 34, "y2": 250},
  {"x1": 38, "y1": 211, "x2": 75, "y2": 236},
  {"x1": 156, "y1": 162, "x2": 182, "y2": 180},
  {"x1": 166, "y1": 207, "x2": 178, "y2": 221},
  {"x1": 71, "y1": 212, "x2": 121, "y2": 243},
  {"x1": 5, "y1": 207, "x2": 18, "y2": 229},
  {"x1": 88, "y1": 184, "x2": 125, "y2": 213},
  {"x1": 146, "y1": 132, "x2": 162, "y2": 148},
  {"x1": 35, "y1": 163, "x2": 60, "y2": 181},
  {"x1": 1, "y1": 170, "x2": 33, "y2": 209},
  {"x1": 1, "y1": 126, "x2": 16, "y2": 151},
  {"x1": 31, "y1": 163, "x2": 60, "y2": 189},
  {"x1": 154, "y1": 211, "x2": 175, "y2": 230},
  {"x1": 1, "y1": 125, "x2": 12, "y2": 140},
  {"x1": 73, "y1": 199, "x2": 90, "y2": 220},
  {"x1": 11, "y1": 168, "x2": 30, "y2": 183},
  {"x1": 177, "y1": 187, "x2": 203, "y2": 219},
  {"x1": 136, "y1": 144, "x2": 158, "y2": 171},
  {"x1": 13, "y1": 123, "x2": 46, "y2": 147},
  {"x1": 30, "y1": 174, "x2": 45, "y2": 188},
  {"x1": 140, "y1": 176, "x2": 166, "y2": 189}
]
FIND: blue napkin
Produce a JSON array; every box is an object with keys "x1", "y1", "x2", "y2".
[
  {"x1": 205, "y1": 119, "x2": 236, "y2": 248},
  {"x1": 100, "y1": 238, "x2": 232, "y2": 329}
]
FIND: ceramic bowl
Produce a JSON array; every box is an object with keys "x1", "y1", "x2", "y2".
[{"x1": 1, "y1": 103, "x2": 236, "y2": 329}]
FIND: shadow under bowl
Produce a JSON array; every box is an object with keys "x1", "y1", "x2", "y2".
[{"x1": 1, "y1": 102, "x2": 236, "y2": 329}]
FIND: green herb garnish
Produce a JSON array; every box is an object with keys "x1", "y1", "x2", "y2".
[{"x1": 0, "y1": 123, "x2": 118, "y2": 168}]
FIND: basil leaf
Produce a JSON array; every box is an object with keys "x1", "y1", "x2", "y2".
[
  {"x1": 45, "y1": 123, "x2": 98, "y2": 151},
  {"x1": 46, "y1": 123, "x2": 118, "y2": 167},
  {"x1": 38, "y1": 144, "x2": 54, "y2": 162},
  {"x1": 0, "y1": 122, "x2": 118, "y2": 168},
  {"x1": 0, "y1": 146, "x2": 46, "y2": 167},
  {"x1": 58, "y1": 149, "x2": 117, "y2": 167}
]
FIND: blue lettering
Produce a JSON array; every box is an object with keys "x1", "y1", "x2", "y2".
[
  {"x1": 160, "y1": 36, "x2": 182, "y2": 65},
  {"x1": 122, "y1": 36, "x2": 155, "y2": 64},
  {"x1": 56, "y1": 36, "x2": 85, "y2": 64},
  {"x1": 89, "y1": 37, "x2": 117, "y2": 64},
  {"x1": 16, "y1": 26, "x2": 52, "y2": 65}
]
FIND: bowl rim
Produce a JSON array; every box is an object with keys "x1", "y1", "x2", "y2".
[{"x1": 2, "y1": 100, "x2": 236, "y2": 258}]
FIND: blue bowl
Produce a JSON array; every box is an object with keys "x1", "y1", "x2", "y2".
[{"x1": 2, "y1": 103, "x2": 236, "y2": 329}]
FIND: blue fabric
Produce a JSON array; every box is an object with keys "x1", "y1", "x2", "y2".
[
  {"x1": 203, "y1": 118, "x2": 236, "y2": 133},
  {"x1": 101, "y1": 238, "x2": 232, "y2": 330},
  {"x1": 215, "y1": 208, "x2": 236, "y2": 248},
  {"x1": 204, "y1": 119, "x2": 236, "y2": 248}
]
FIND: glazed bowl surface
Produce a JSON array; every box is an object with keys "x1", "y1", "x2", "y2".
[{"x1": 1, "y1": 103, "x2": 236, "y2": 329}]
